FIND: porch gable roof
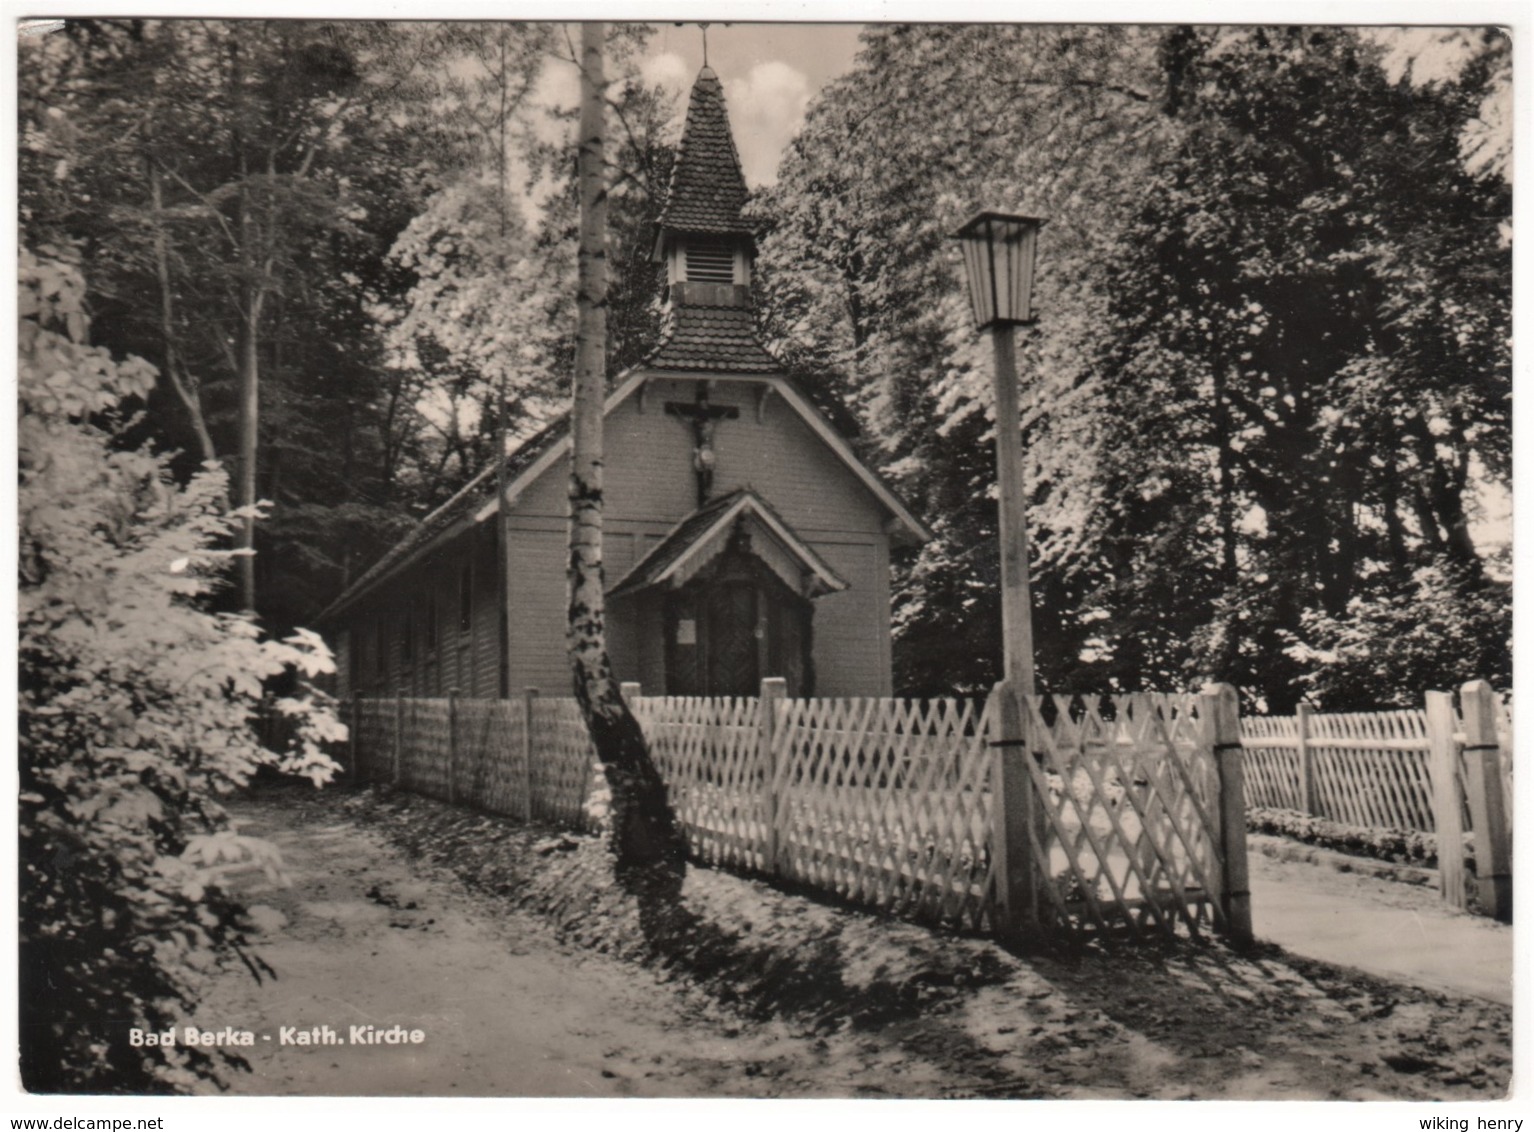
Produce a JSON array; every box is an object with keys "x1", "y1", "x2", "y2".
[{"x1": 607, "y1": 488, "x2": 848, "y2": 601}]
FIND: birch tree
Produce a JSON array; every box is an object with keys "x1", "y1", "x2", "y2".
[{"x1": 568, "y1": 22, "x2": 686, "y2": 884}]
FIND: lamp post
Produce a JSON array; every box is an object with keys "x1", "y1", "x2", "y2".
[
  {"x1": 953, "y1": 211, "x2": 1044, "y2": 696},
  {"x1": 954, "y1": 210, "x2": 1045, "y2": 939}
]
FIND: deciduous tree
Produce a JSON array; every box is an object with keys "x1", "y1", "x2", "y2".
[
  {"x1": 19, "y1": 245, "x2": 343, "y2": 1092},
  {"x1": 566, "y1": 24, "x2": 687, "y2": 884}
]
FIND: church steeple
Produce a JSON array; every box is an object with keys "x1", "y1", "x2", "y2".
[
  {"x1": 644, "y1": 64, "x2": 781, "y2": 375},
  {"x1": 654, "y1": 65, "x2": 755, "y2": 292}
]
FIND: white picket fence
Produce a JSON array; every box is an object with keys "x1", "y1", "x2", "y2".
[
  {"x1": 343, "y1": 682, "x2": 1249, "y2": 942},
  {"x1": 1239, "y1": 681, "x2": 1511, "y2": 919}
]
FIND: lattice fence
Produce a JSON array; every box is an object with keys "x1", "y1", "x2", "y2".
[
  {"x1": 456, "y1": 698, "x2": 527, "y2": 816},
  {"x1": 1312, "y1": 711, "x2": 1434, "y2": 832},
  {"x1": 634, "y1": 695, "x2": 767, "y2": 872},
  {"x1": 344, "y1": 685, "x2": 1241, "y2": 941},
  {"x1": 1025, "y1": 694, "x2": 1223, "y2": 940},
  {"x1": 346, "y1": 693, "x2": 597, "y2": 831},
  {"x1": 1239, "y1": 700, "x2": 1512, "y2": 837},
  {"x1": 399, "y1": 698, "x2": 452, "y2": 801},
  {"x1": 527, "y1": 697, "x2": 601, "y2": 828},
  {"x1": 1238, "y1": 688, "x2": 1511, "y2": 920},
  {"x1": 771, "y1": 696, "x2": 999, "y2": 930},
  {"x1": 1240, "y1": 715, "x2": 1303, "y2": 812}
]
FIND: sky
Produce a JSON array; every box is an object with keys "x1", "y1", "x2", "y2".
[
  {"x1": 530, "y1": 23, "x2": 865, "y2": 188},
  {"x1": 639, "y1": 23, "x2": 865, "y2": 185}
]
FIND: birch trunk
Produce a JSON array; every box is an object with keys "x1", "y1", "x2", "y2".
[{"x1": 568, "y1": 22, "x2": 686, "y2": 885}]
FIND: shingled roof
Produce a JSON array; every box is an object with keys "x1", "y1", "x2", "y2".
[
  {"x1": 608, "y1": 488, "x2": 847, "y2": 601},
  {"x1": 656, "y1": 66, "x2": 753, "y2": 237},
  {"x1": 645, "y1": 292, "x2": 783, "y2": 373}
]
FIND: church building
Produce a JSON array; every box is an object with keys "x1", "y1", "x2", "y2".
[{"x1": 321, "y1": 65, "x2": 928, "y2": 701}]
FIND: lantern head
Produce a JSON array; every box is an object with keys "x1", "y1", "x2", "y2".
[{"x1": 953, "y1": 211, "x2": 1045, "y2": 329}]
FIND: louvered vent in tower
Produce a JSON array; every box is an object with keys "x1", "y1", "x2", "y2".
[{"x1": 685, "y1": 243, "x2": 735, "y2": 284}]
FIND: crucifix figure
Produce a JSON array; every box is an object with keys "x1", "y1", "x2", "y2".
[{"x1": 666, "y1": 384, "x2": 739, "y2": 506}]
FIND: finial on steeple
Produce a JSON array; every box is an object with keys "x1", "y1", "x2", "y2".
[{"x1": 699, "y1": 22, "x2": 709, "y2": 66}]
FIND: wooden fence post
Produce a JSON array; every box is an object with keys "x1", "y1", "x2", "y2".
[
  {"x1": 1203, "y1": 683, "x2": 1252, "y2": 944},
  {"x1": 1295, "y1": 702, "x2": 1315, "y2": 816},
  {"x1": 447, "y1": 687, "x2": 459, "y2": 806},
  {"x1": 759, "y1": 677, "x2": 787, "y2": 876},
  {"x1": 1461, "y1": 680, "x2": 1512, "y2": 922},
  {"x1": 991, "y1": 680, "x2": 1041, "y2": 941},
  {"x1": 1425, "y1": 690, "x2": 1467, "y2": 910},
  {"x1": 620, "y1": 681, "x2": 641, "y2": 702},
  {"x1": 522, "y1": 687, "x2": 538, "y2": 823},
  {"x1": 393, "y1": 691, "x2": 404, "y2": 787},
  {"x1": 348, "y1": 697, "x2": 361, "y2": 786}
]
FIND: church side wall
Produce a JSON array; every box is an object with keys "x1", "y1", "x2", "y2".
[{"x1": 332, "y1": 521, "x2": 503, "y2": 703}]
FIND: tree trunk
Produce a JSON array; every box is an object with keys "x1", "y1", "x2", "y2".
[
  {"x1": 567, "y1": 22, "x2": 686, "y2": 888},
  {"x1": 231, "y1": 31, "x2": 259, "y2": 614},
  {"x1": 148, "y1": 160, "x2": 220, "y2": 469}
]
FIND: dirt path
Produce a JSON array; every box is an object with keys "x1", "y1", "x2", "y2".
[
  {"x1": 1248, "y1": 849, "x2": 1513, "y2": 1006},
  {"x1": 195, "y1": 799, "x2": 910, "y2": 1097},
  {"x1": 195, "y1": 791, "x2": 1511, "y2": 1099}
]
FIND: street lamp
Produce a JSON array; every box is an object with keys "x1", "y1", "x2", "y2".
[
  {"x1": 955, "y1": 212, "x2": 1043, "y2": 329},
  {"x1": 954, "y1": 210, "x2": 1046, "y2": 939},
  {"x1": 952, "y1": 211, "x2": 1045, "y2": 696}
]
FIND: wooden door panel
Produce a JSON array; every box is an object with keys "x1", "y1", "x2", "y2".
[{"x1": 707, "y1": 582, "x2": 759, "y2": 696}]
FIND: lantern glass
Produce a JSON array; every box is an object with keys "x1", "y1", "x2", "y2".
[{"x1": 953, "y1": 212, "x2": 1044, "y2": 328}]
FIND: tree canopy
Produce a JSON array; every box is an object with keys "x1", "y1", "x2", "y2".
[
  {"x1": 755, "y1": 24, "x2": 1510, "y2": 708},
  {"x1": 19, "y1": 19, "x2": 1510, "y2": 712}
]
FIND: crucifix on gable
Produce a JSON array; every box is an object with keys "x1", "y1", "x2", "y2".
[{"x1": 666, "y1": 384, "x2": 740, "y2": 506}]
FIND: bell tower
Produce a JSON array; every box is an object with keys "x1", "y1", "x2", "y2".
[{"x1": 653, "y1": 65, "x2": 756, "y2": 310}]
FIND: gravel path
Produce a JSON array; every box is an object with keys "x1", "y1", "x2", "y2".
[{"x1": 195, "y1": 798, "x2": 925, "y2": 1097}]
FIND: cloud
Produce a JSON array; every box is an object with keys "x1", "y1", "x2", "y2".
[
  {"x1": 641, "y1": 51, "x2": 693, "y2": 100},
  {"x1": 535, "y1": 56, "x2": 581, "y2": 116},
  {"x1": 723, "y1": 62, "x2": 812, "y2": 187}
]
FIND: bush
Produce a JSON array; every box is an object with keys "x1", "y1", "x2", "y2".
[
  {"x1": 18, "y1": 245, "x2": 343, "y2": 1092},
  {"x1": 1245, "y1": 806, "x2": 1475, "y2": 870}
]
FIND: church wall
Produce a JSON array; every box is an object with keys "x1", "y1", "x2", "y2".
[
  {"x1": 333, "y1": 628, "x2": 352, "y2": 700},
  {"x1": 503, "y1": 375, "x2": 896, "y2": 698},
  {"x1": 338, "y1": 373, "x2": 903, "y2": 704},
  {"x1": 501, "y1": 517, "x2": 672, "y2": 695},
  {"x1": 469, "y1": 520, "x2": 502, "y2": 698},
  {"x1": 339, "y1": 521, "x2": 507, "y2": 702},
  {"x1": 806, "y1": 538, "x2": 893, "y2": 697}
]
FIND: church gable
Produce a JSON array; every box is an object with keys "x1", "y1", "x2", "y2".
[{"x1": 493, "y1": 373, "x2": 924, "y2": 544}]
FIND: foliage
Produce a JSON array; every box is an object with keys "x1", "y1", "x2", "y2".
[
  {"x1": 376, "y1": 26, "x2": 679, "y2": 516},
  {"x1": 1083, "y1": 27, "x2": 1510, "y2": 710},
  {"x1": 756, "y1": 25, "x2": 1510, "y2": 707},
  {"x1": 18, "y1": 19, "x2": 459, "y2": 626},
  {"x1": 1245, "y1": 807, "x2": 1458, "y2": 870},
  {"x1": 753, "y1": 24, "x2": 1168, "y2": 696},
  {"x1": 1286, "y1": 557, "x2": 1512, "y2": 709},
  {"x1": 19, "y1": 246, "x2": 343, "y2": 1092}
]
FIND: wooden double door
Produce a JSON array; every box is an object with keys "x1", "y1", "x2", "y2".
[{"x1": 665, "y1": 556, "x2": 812, "y2": 699}]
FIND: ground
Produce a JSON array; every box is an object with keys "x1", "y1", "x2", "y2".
[
  {"x1": 193, "y1": 785, "x2": 1512, "y2": 1099},
  {"x1": 1248, "y1": 837, "x2": 1512, "y2": 1006}
]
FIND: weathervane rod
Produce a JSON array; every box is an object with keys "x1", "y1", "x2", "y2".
[{"x1": 699, "y1": 22, "x2": 709, "y2": 66}]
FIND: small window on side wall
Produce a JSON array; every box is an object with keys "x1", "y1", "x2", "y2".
[
  {"x1": 375, "y1": 619, "x2": 388, "y2": 677},
  {"x1": 400, "y1": 608, "x2": 414, "y2": 668},
  {"x1": 425, "y1": 594, "x2": 438, "y2": 654}
]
